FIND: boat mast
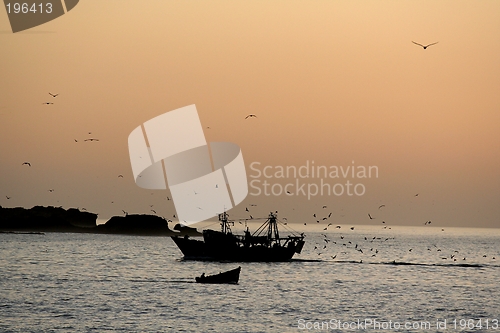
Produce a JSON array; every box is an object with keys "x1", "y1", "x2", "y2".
[
  {"x1": 219, "y1": 212, "x2": 232, "y2": 234},
  {"x1": 267, "y1": 212, "x2": 280, "y2": 244}
]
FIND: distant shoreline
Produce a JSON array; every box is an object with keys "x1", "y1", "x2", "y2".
[{"x1": 0, "y1": 205, "x2": 201, "y2": 237}]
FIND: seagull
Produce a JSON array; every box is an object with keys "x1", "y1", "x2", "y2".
[
  {"x1": 378, "y1": 205, "x2": 385, "y2": 209},
  {"x1": 412, "y1": 41, "x2": 438, "y2": 49},
  {"x1": 368, "y1": 213, "x2": 374, "y2": 220},
  {"x1": 245, "y1": 114, "x2": 257, "y2": 119},
  {"x1": 84, "y1": 138, "x2": 99, "y2": 142},
  {"x1": 6, "y1": 196, "x2": 11, "y2": 199},
  {"x1": 151, "y1": 209, "x2": 156, "y2": 214},
  {"x1": 48, "y1": 93, "x2": 59, "y2": 97},
  {"x1": 48, "y1": 189, "x2": 54, "y2": 192},
  {"x1": 42, "y1": 102, "x2": 54, "y2": 105},
  {"x1": 22, "y1": 162, "x2": 31, "y2": 166},
  {"x1": 118, "y1": 175, "x2": 123, "y2": 178}
]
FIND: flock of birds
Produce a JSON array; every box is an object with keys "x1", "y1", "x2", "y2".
[
  {"x1": 8, "y1": 40, "x2": 498, "y2": 264},
  {"x1": 308, "y1": 231, "x2": 496, "y2": 264},
  {"x1": 9, "y1": 39, "x2": 439, "y2": 221},
  {"x1": 230, "y1": 200, "x2": 496, "y2": 264}
]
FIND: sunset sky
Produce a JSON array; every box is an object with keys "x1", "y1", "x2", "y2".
[{"x1": 1, "y1": 1, "x2": 499, "y2": 228}]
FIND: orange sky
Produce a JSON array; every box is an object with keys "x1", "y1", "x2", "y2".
[{"x1": 1, "y1": 1, "x2": 499, "y2": 228}]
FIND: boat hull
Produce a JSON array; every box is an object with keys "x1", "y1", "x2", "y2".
[
  {"x1": 195, "y1": 266, "x2": 241, "y2": 284},
  {"x1": 171, "y1": 234, "x2": 304, "y2": 262}
]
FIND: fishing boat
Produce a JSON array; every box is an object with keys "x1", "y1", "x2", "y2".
[
  {"x1": 171, "y1": 211, "x2": 305, "y2": 262},
  {"x1": 195, "y1": 266, "x2": 241, "y2": 284}
]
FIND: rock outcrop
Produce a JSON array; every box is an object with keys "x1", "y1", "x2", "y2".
[
  {"x1": 96, "y1": 214, "x2": 175, "y2": 235},
  {"x1": 0, "y1": 205, "x2": 97, "y2": 231}
]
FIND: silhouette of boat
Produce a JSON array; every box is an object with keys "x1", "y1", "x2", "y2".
[
  {"x1": 171, "y1": 212, "x2": 305, "y2": 262},
  {"x1": 195, "y1": 266, "x2": 241, "y2": 284}
]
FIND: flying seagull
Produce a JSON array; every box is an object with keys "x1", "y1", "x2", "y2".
[
  {"x1": 245, "y1": 114, "x2": 257, "y2": 119},
  {"x1": 368, "y1": 213, "x2": 375, "y2": 220},
  {"x1": 48, "y1": 93, "x2": 59, "y2": 97},
  {"x1": 22, "y1": 162, "x2": 31, "y2": 166},
  {"x1": 84, "y1": 138, "x2": 99, "y2": 142},
  {"x1": 412, "y1": 41, "x2": 438, "y2": 49},
  {"x1": 42, "y1": 102, "x2": 54, "y2": 105}
]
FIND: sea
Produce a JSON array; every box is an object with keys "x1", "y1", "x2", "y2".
[{"x1": 1, "y1": 225, "x2": 499, "y2": 333}]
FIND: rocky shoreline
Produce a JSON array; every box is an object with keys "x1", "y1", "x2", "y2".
[{"x1": 0, "y1": 205, "x2": 201, "y2": 236}]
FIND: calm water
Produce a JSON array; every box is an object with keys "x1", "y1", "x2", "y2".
[{"x1": 1, "y1": 225, "x2": 499, "y2": 332}]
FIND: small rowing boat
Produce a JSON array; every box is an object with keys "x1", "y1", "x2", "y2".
[{"x1": 195, "y1": 266, "x2": 241, "y2": 284}]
